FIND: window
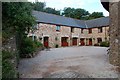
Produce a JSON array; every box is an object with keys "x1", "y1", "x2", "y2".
[
  {"x1": 71, "y1": 27, "x2": 74, "y2": 33},
  {"x1": 56, "y1": 25, "x2": 60, "y2": 31},
  {"x1": 98, "y1": 27, "x2": 103, "y2": 33},
  {"x1": 81, "y1": 29, "x2": 84, "y2": 33},
  {"x1": 88, "y1": 28, "x2": 92, "y2": 34},
  {"x1": 97, "y1": 38, "x2": 102, "y2": 43}
]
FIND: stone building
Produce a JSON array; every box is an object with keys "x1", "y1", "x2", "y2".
[{"x1": 28, "y1": 11, "x2": 109, "y2": 48}]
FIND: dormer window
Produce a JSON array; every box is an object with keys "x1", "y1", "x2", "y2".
[{"x1": 56, "y1": 25, "x2": 60, "y2": 31}]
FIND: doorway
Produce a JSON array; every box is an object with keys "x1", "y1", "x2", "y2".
[
  {"x1": 61, "y1": 37, "x2": 68, "y2": 47},
  {"x1": 72, "y1": 37, "x2": 78, "y2": 46},
  {"x1": 89, "y1": 38, "x2": 92, "y2": 46},
  {"x1": 80, "y1": 38, "x2": 85, "y2": 46},
  {"x1": 44, "y1": 37, "x2": 49, "y2": 47}
]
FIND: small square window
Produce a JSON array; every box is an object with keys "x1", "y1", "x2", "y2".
[
  {"x1": 88, "y1": 28, "x2": 92, "y2": 34},
  {"x1": 98, "y1": 27, "x2": 103, "y2": 33},
  {"x1": 97, "y1": 38, "x2": 102, "y2": 43},
  {"x1": 81, "y1": 29, "x2": 84, "y2": 33},
  {"x1": 71, "y1": 27, "x2": 74, "y2": 33},
  {"x1": 56, "y1": 25, "x2": 60, "y2": 31}
]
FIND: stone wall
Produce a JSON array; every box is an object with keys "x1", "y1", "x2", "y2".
[
  {"x1": 109, "y1": 2, "x2": 120, "y2": 66},
  {"x1": 119, "y1": 1, "x2": 120, "y2": 69},
  {"x1": 2, "y1": 36, "x2": 18, "y2": 78},
  {"x1": 28, "y1": 23, "x2": 109, "y2": 48},
  {"x1": 81, "y1": 27, "x2": 109, "y2": 45}
]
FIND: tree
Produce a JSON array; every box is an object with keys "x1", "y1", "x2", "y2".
[
  {"x1": 62, "y1": 7, "x2": 90, "y2": 19},
  {"x1": 2, "y1": 2, "x2": 35, "y2": 78},
  {"x1": 2, "y1": 2, "x2": 35, "y2": 53},
  {"x1": 44, "y1": 7, "x2": 60, "y2": 15},
  {"x1": 62, "y1": 7, "x2": 75, "y2": 18},
  {"x1": 88, "y1": 12, "x2": 104, "y2": 19},
  {"x1": 32, "y1": 2, "x2": 60, "y2": 15},
  {"x1": 74, "y1": 8, "x2": 89, "y2": 19},
  {"x1": 32, "y1": 2, "x2": 46, "y2": 11}
]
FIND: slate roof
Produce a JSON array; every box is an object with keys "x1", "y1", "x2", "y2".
[
  {"x1": 32, "y1": 11, "x2": 109, "y2": 29},
  {"x1": 85, "y1": 17, "x2": 109, "y2": 28}
]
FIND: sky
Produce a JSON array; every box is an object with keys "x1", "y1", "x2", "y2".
[{"x1": 28, "y1": 0, "x2": 109, "y2": 16}]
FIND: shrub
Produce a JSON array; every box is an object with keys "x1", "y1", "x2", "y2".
[
  {"x1": 20, "y1": 37, "x2": 36, "y2": 55},
  {"x1": 55, "y1": 44, "x2": 59, "y2": 48},
  {"x1": 2, "y1": 50, "x2": 16, "y2": 78},
  {"x1": 94, "y1": 43, "x2": 99, "y2": 46},
  {"x1": 34, "y1": 40, "x2": 43, "y2": 47},
  {"x1": 2, "y1": 60, "x2": 16, "y2": 78},
  {"x1": 20, "y1": 37, "x2": 43, "y2": 57},
  {"x1": 2, "y1": 50, "x2": 14, "y2": 60},
  {"x1": 100, "y1": 41, "x2": 110, "y2": 47}
]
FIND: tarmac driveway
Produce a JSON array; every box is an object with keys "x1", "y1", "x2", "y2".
[{"x1": 18, "y1": 46, "x2": 118, "y2": 78}]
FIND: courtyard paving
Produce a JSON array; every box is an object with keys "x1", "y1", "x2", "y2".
[{"x1": 18, "y1": 46, "x2": 118, "y2": 78}]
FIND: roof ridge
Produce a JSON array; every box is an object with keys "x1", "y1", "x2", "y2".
[
  {"x1": 33, "y1": 10, "x2": 85, "y2": 22},
  {"x1": 33, "y1": 10, "x2": 109, "y2": 28},
  {"x1": 85, "y1": 16, "x2": 109, "y2": 22}
]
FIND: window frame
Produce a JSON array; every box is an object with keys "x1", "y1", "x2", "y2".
[
  {"x1": 81, "y1": 28, "x2": 84, "y2": 33},
  {"x1": 97, "y1": 38, "x2": 102, "y2": 43},
  {"x1": 56, "y1": 25, "x2": 61, "y2": 31},
  {"x1": 88, "y1": 28, "x2": 92, "y2": 34},
  {"x1": 71, "y1": 27, "x2": 74, "y2": 33},
  {"x1": 98, "y1": 27, "x2": 103, "y2": 33}
]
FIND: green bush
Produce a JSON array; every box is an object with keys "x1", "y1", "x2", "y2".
[
  {"x1": 100, "y1": 41, "x2": 110, "y2": 47},
  {"x1": 2, "y1": 50, "x2": 16, "y2": 78},
  {"x1": 2, "y1": 50, "x2": 14, "y2": 60},
  {"x1": 20, "y1": 37, "x2": 43, "y2": 57},
  {"x1": 20, "y1": 37, "x2": 36, "y2": 55},
  {"x1": 34, "y1": 40, "x2": 43, "y2": 47},
  {"x1": 2, "y1": 60, "x2": 16, "y2": 78},
  {"x1": 94, "y1": 43, "x2": 99, "y2": 46}
]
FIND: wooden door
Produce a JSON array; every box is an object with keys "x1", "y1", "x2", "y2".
[
  {"x1": 80, "y1": 38, "x2": 85, "y2": 46},
  {"x1": 72, "y1": 38, "x2": 77, "y2": 45},
  {"x1": 61, "y1": 37, "x2": 68, "y2": 47},
  {"x1": 89, "y1": 39, "x2": 92, "y2": 46},
  {"x1": 44, "y1": 37, "x2": 49, "y2": 47}
]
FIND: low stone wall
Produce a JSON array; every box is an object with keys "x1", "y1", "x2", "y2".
[{"x1": 2, "y1": 36, "x2": 18, "y2": 78}]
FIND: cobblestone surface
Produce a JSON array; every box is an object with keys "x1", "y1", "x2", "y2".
[
  {"x1": 18, "y1": 46, "x2": 118, "y2": 78},
  {"x1": 43, "y1": 71, "x2": 90, "y2": 78}
]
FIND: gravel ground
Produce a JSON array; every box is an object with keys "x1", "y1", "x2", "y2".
[{"x1": 18, "y1": 46, "x2": 119, "y2": 78}]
